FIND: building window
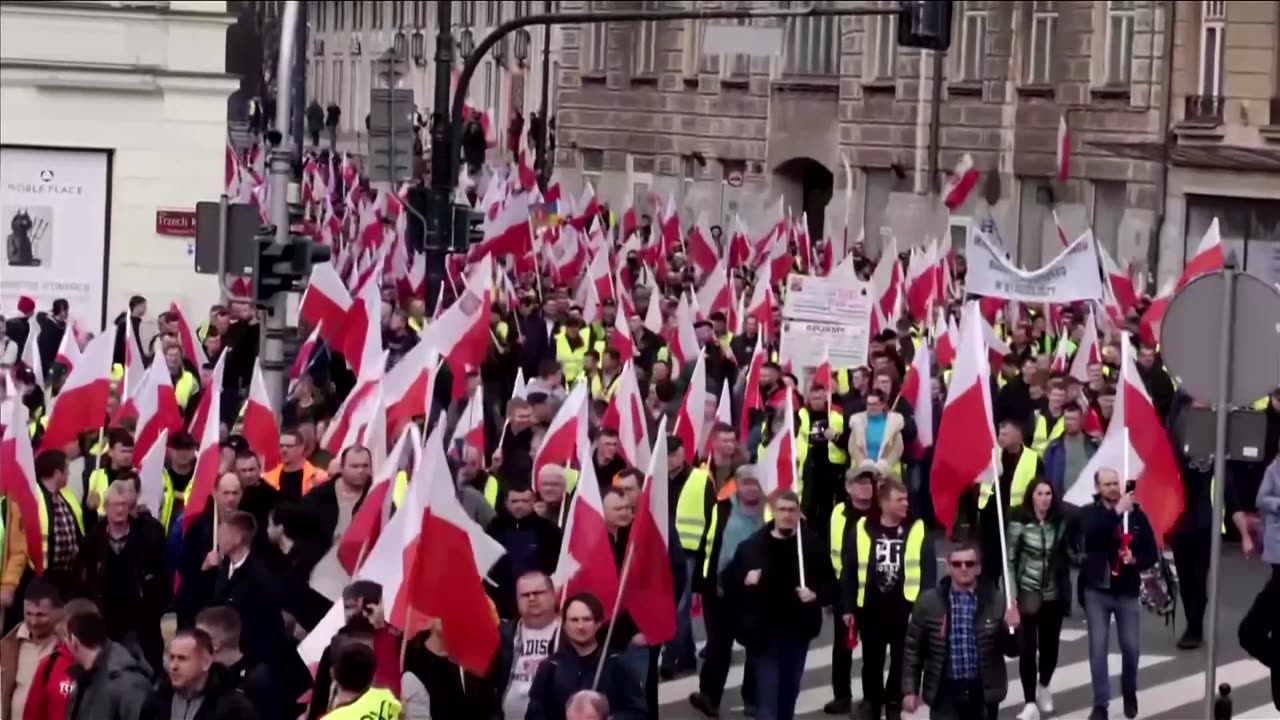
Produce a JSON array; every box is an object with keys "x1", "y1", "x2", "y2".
[
  {"x1": 782, "y1": 0, "x2": 838, "y2": 76},
  {"x1": 1026, "y1": 1, "x2": 1056, "y2": 85},
  {"x1": 460, "y1": 0, "x2": 476, "y2": 27},
  {"x1": 335, "y1": 1, "x2": 345, "y2": 30},
  {"x1": 317, "y1": 1, "x2": 326, "y2": 32},
  {"x1": 333, "y1": 59, "x2": 343, "y2": 111},
  {"x1": 582, "y1": 3, "x2": 608, "y2": 74},
  {"x1": 634, "y1": 2, "x2": 660, "y2": 76},
  {"x1": 867, "y1": 3, "x2": 898, "y2": 81},
  {"x1": 413, "y1": 1, "x2": 424, "y2": 28},
  {"x1": 372, "y1": 2, "x2": 384, "y2": 29},
  {"x1": 352, "y1": 2, "x2": 363, "y2": 30},
  {"x1": 1198, "y1": 0, "x2": 1226, "y2": 96},
  {"x1": 392, "y1": 1, "x2": 404, "y2": 29},
  {"x1": 581, "y1": 149, "x2": 604, "y2": 190},
  {"x1": 1105, "y1": 0, "x2": 1135, "y2": 85},
  {"x1": 958, "y1": 3, "x2": 987, "y2": 81},
  {"x1": 1092, "y1": 180, "x2": 1127, "y2": 259},
  {"x1": 315, "y1": 60, "x2": 325, "y2": 102}
]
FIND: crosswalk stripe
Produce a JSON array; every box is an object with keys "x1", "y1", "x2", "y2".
[
  {"x1": 1121, "y1": 659, "x2": 1270, "y2": 718},
  {"x1": 996, "y1": 654, "x2": 1174, "y2": 710},
  {"x1": 657, "y1": 643, "x2": 854, "y2": 706},
  {"x1": 1237, "y1": 702, "x2": 1280, "y2": 718}
]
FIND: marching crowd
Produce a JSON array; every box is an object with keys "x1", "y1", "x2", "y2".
[{"x1": 1, "y1": 197, "x2": 1279, "y2": 720}]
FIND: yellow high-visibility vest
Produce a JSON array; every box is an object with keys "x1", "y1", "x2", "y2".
[
  {"x1": 674, "y1": 466, "x2": 713, "y2": 552},
  {"x1": 555, "y1": 335, "x2": 589, "y2": 384},
  {"x1": 854, "y1": 516, "x2": 926, "y2": 606},
  {"x1": 483, "y1": 474, "x2": 500, "y2": 508},
  {"x1": 174, "y1": 371, "x2": 198, "y2": 410},
  {"x1": 979, "y1": 447, "x2": 1040, "y2": 510},
  {"x1": 160, "y1": 468, "x2": 196, "y2": 530},
  {"x1": 321, "y1": 687, "x2": 401, "y2": 719},
  {"x1": 393, "y1": 470, "x2": 410, "y2": 508},
  {"x1": 37, "y1": 487, "x2": 85, "y2": 561},
  {"x1": 796, "y1": 408, "x2": 849, "y2": 469},
  {"x1": 1032, "y1": 411, "x2": 1065, "y2": 454}
]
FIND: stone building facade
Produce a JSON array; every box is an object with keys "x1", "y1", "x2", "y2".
[{"x1": 552, "y1": 1, "x2": 1280, "y2": 285}]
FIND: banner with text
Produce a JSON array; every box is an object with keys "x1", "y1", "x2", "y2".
[{"x1": 965, "y1": 229, "x2": 1105, "y2": 303}]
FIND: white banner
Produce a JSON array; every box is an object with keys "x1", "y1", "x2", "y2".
[
  {"x1": 2, "y1": 147, "x2": 111, "y2": 327},
  {"x1": 780, "y1": 319, "x2": 869, "y2": 371},
  {"x1": 782, "y1": 274, "x2": 875, "y2": 325},
  {"x1": 965, "y1": 229, "x2": 1105, "y2": 303}
]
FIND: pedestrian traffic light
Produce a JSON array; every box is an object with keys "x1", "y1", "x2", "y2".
[
  {"x1": 897, "y1": 0, "x2": 954, "y2": 52},
  {"x1": 252, "y1": 231, "x2": 333, "y2": 304}
]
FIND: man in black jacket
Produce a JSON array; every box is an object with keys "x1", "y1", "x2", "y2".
[
  {"x1": 487, "y1": 486, "x2": 562, "y2": 619},
  {"x1": 733, "y1": 490, "x2": 836, "y2": 720},
  {"x1": 1078, "y1": 467, "x2": 1158, "y2": 720},
  {"x1": 140, "y1": 628, "x2": 258, "y2": 720},
  {"x1": 209, "y1": 510, "x2": 285, "y2": 669},
  {"x1": 902, "y1": 542, "x2": 1021, "y2": 719},
  {"x1": 196, "y1": 605, "x2": 281, "y2": 719}
]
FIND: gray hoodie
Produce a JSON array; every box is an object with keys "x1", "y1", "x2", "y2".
[
  {"x1": 66, "y1": 640, "x2": 153, "y2": 720},
  {"x1": 1257, "y1": 457, "x2": 1280, "y2": 565}
]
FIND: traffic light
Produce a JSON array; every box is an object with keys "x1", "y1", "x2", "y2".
[
  {"x1": 897, "y1": 0, "x2": 954, "y2": 52},
  {"x1": 451, "y1": 205, "x2": 484, "y2": 252},
  {"x1": 252, "y1": 231, "x2": 333, "y2": 304}
]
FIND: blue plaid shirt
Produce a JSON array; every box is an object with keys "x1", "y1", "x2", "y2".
[{"x1": 946, "y1": 587, "x2": 980, "y2": 680}]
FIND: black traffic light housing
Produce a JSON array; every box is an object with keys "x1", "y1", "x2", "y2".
[
  {"x1": 897, "y1": 0, "x2": 954, "y2": 52},
  {"x1": 253, "y1": 232, "x2": 332, "y2": 305}
]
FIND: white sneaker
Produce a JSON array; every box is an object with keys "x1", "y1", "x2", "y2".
[
  {"x1": 1036, "y1": 684, "x2": 1054, "y2": 714},
  {"x1": 1017, "y1": 703, "x2": 1041, "y2": 720}
]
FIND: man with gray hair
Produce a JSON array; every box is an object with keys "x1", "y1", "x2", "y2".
[{"x1": 567, "y1": 689, "x2": 611, "y2": 720}]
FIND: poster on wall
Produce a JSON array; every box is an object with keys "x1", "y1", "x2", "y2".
[{"x1": 1, "y1": 146, "x2": 111, "y2": 329}]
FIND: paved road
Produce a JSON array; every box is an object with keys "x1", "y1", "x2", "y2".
[{"x1": 657, "y1": 549, "x2": 1275, "y2": 719}]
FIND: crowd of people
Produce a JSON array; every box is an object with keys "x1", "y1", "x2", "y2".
[{"x1": 1, "y1": 202, "x2": 1278, "y2": 720}]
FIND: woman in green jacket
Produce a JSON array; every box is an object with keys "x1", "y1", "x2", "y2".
[{"x1": 1008, "y1": 477, "x2": 1071, "y2": 720}]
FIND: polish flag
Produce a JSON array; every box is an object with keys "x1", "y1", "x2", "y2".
[
  {"x1": 471, "y1": 188, "x2": 534, "y2": 262},
  {"x1": 322, "y1": 369, "x2": 386, "y2": 457},
  {"x1": 1138, "y1": 278, "x2": 1177, "y2": 347},
  {"x1": 905, "y1": 243, "x2": 939, "y2": 324},
  {"x1": 338, "y1": 423, "x2": 422, "y2": 576},
  {"x1": 399, "y1": 252, "x2": 427, "y2": 300},
  {"x1": 744, "y1": 265, "x2": 775, "y2": 342},
  {"x1": 242, "y1": 363, "x2": 281, "y2": 470},
  {"x1": 659, "y1": 193, "x2": 682, "y2": 253},
  {"x1": 870, "y1": 236, "x2": 902, "y2": 322},
  {"x1": 123, "y1": 319, "x2": 147, "y2": 399},
  {"x1": 810, "y1": 343, "x2": 833, "y2": 397},
  {"x1": 727, "y1": 214, "x2": 752, "y2": 270},
  {"x1": 129, "y1": 361, "x2": 183, "y2": 465},
  {"x1": 670, "y1": 295, "x2": 700, "y2": 369},
  {"x1": 1068, "y1": 311, "x2": 1102, "y2": 382},
  {"x1": 757, "y1": 391, "x2": 797, "y2": 500},
  {"x1": 19, "y1": 317, "x2": 43, "y2": 390},
  {"x1": 183, "y1": 353, "x2": 226, "y2": 531},
  {"x1": 340, "y1": 271, "x2": 386, "y2": 380},
  {"x1": 449, "y1": 384, "x2": 485, "y2": 459},
  {"x1": 569, "y1": 183, "x2": 601, "y2": 232},
  {"x1": 739, "y1": 335, "x2": 766, "y2": 442},
  {"x1": 674, "y1": 351, "x2": 707, "y2": 466},
  {"x1": 609, "y1": 305, "x2": 636, "y2": 363},
  {"x1": 929, "y1": 303, "x2": 998, "y2": 535},
  {"x1": 299, "y1": 262, "x2": 354, "y2": 347},
  {"x1": 287, "y1": 322, "x2": 323, "y2": 398},
  {"x1": 982, "y1": 314, "x2": 1012, "y2": 368},
  {"x1": 41, "y1": 327, "x2": 116, "y2": 453},
  {"x1": 532, "y1": 381, "x2": 589, "y2": 493},
  {"x1": 696, "y1": 259, "x2": 732, "y2": 322},
  {"x1": 407, "y1": 422, "x2": 508, "y2": 675},
  {"x1": 1049, "y1": 332, "x2": 1072, "y2": 374},
  {"x1": 1, "y1": 403, "x2": 47, "y2": 573},
  {"x1": 1099, "y1": 243, "x2": 1138, "y2": 314},
  {"x1": 899, "y1": 340, "x2": 935, "y2": 449},
  {"x1": 1056, "y1": 114, "x2": 1070, "y2": 181},
  {"x1": 933, "y1": 313, "x2": 959, "y2": 369},
  {"x1": 54, "y1": 324, "x2": 81, "y2": 374},
  {"x1": 551, "y1": 443, "x2": 620, "y2": 618},
  {"x1": 704, "y1": 381, "x2": 733, "y2": 459},
  {"x1": 1178, "y1": 217, "x2": 1225, "y2": 290},
  {"x1": 585, "y1": 245, "x2": 613, "y2": 306},
  {"x1": 686, "y1": 211, "x2": 719, "y2": 278},
  {"x1": 619, "y1": 423, "x2": 677, "y2": 644},
  {"x1": 168, "y1": 302, "x2": 209, "y2": 370},
  {"x1": 384, "y1": 342, "x2": 440, "y2": 438},
  {"x1": 136, "y1": 428, "x2": 168, "y2": 522},
  {"x1": 944, "y1": 154, "x2": 980, "y2": 210},
  {"x1": 602, "y1": 363, "x2": 651, "y2": 471},
  {"x1": 761, "y1": 226, "x2": 793, "y2": 284},
  {"x1": 187, "y1": 351, "x2": 227, "y2": 443},
  {"x1": 421, "y1": 255, "x2": 493, "y2": 399},
  {"x1": 512, "y1": 368, "x2": 528, "y2": 400},
  {"x1": 1064, "y1": 338, "x2": 1183, "y2": 542}
]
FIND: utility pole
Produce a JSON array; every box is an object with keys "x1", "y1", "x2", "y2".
[
  {"x1": 535, "y1": 0, "x2": 552, "y2": 187},
  {"x1": 427, "y1": 0, "x2": 454, "y2": 314},
  {"x1": 290, "y1": 0, "x2": 307, "y2": 167},
  {"x1": 264, "y1": 0, "x2": 300, "y2": 412}
]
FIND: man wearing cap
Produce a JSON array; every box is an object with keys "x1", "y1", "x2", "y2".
[
  {"x1": 823, "y1": 463, "x2": 879, "y2": 714},
  {"x1": 159, "y1": 431, "x2": 199, "y2": 531},
  {"x1": 798, "y1": 379, "x2": 849, "y2": 548}
]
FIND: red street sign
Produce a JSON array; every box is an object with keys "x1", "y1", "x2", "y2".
[{"x1": 156, "y1": 209, "x2": 197, "y2": 237}]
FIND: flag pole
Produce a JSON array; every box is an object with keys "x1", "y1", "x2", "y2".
[
  {"x1": 990, "y1": 448, "x2": 1014, "y2": 611},
  {"x1": 796, "y1": 516, "x2": 808, "y2": 590},
  {"x1": 594, "y1": 537, "x2": 637, "y2": 690}
]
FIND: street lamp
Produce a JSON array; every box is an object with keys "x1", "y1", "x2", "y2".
[
  {"x1": 457, "y1": 28, "x2": 475, "y2": 59},
  {"x1": 411, "y1": 30, "x2": 425, "y2": 65},
  {"x1": 393, "y1": 30, "x2": 407, "y2": 61},
  {"x1": 491, "y1": 35, "x2": 509, "y2": 67},
  {"x1": 513, "y1": 28, "x2": 530, "y2": 68}
]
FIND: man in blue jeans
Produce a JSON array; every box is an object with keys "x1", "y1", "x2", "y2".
[{"x1": 1078, "y1": 468, "x2": 1158, "y2": 720}]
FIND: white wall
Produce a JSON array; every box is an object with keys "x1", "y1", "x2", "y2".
[{"x1": 0, "y1": 0, "x2": 236, "y2": 329}]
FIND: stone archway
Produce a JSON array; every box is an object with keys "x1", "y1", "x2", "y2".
[{"x1": 773, "y1": 157, "x2": 834, "y2": 240}]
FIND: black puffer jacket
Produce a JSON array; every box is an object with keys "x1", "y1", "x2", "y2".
[{"x1": 902, "y1": 577, "x2": 1021, "y2": 707}]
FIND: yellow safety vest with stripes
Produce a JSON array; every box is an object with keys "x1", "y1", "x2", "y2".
[
  {"x1": 854, "y1": 516, "x2": 926, "y2": 606},
  {"x1": 591, "y1": 373, "x2": 622, "y2": 402},
  {"x1": 674, "y1": 466, "x2": 713, "y2": 552},
  {"x1": 34, "y1": 487, "x2": 86, "y2": 562},
  {"x1": 796, "y1": 408, "x2": 849, "y2": 469},
  {"x1": 979, "y1": 447, "x2": 1040, "y2": 510},
  {"x1": 160, "y1": 469, "x2": 195, "y2": 531},
  {"x1": 1032, "y1": 411, "x2": 1065, "y2": 454},
  {"x1": 321, "y1": 687, "x2": 401, "y2": 720},
  {"x1": 555, "y1": 335, "x2": 589, "y2": 384},
  {"x1": 174, "y1": 370, "x2": 198, "y2": 410}
]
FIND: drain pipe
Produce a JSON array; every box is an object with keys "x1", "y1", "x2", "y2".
[{"x1": 1152, "y1": 0, "x2": 1176, "y2": 281}]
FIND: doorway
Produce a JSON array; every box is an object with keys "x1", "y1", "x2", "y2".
[{"x1": 774, "y1": 157, "x2": 834, "y2": 240}]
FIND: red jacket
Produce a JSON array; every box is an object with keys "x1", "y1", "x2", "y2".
[{"x1": 22, "y1": 643, "x2": 74, "y2": 720}]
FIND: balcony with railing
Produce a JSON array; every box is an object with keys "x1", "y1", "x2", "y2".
[{"x1": 1183, "y1": 94, "x2": 1226, "y2": 125}]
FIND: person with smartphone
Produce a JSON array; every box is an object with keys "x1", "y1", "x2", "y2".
[{"x1": 1077, "y1": 468, "x2": 1158, "y2": 720}]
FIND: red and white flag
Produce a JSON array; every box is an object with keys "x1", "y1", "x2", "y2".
[
  {"x1": 136, "y1": 428, "x2": 168, "y2": 523},
  {"x1": 384, "y1": 342, "x2": 440, "y2": 438},
  {"x1": 899, "y1": 340, "x2": 934, "y2": 449},
  {"x1": 19, "y1": 318, "x2": 43, "y2": 390},
  {"x1": 744, "y1": 266, "x2": 775, "y2": 342},
  {"x1": 322, "y1": 370, "x2": 386, "y2": 457},
  {"x1": 187, "y1": 351, "x2": 227, "y2": 443},
  {"x1": 944, "y1": 154, "x2": 980, "y2": 210},
  {"x1": 609, "y1": 305, "x2": 636, "y2": 364},
  {"x1": 704, "y1": 381, "x2": 733, "y2": 459},
  {"x1": 739, "y1": 335, "x2": 766, "y2": 442},
  {"x1": 870, "y1": 236, "x2": 903, "y2": 322},
  {"x1": 1098, "y1": 243, "x2": 1138, "y2": 315},
  {"x1": 407, "y1": 422, "x2": 508, "y2": 675},
  {"x1": 602, "y1": 362, "x2": 650, "y2": 471},
  {"x1": 673, "y1": 351, "x2": 707, "y2": 466},
  {"x1": 123, "y1": 319, "x2": 147, "y2": 399},
  {"x1": 933, "y1": 313, "x2": 959, "y2": 369},
  {"x1": 449, "y1": 383, "x2": 485, "y2": 459},
  {"x1": 42, "y1": 327, "x2": 116, "y2": 453},
  {"x1": 337, "y1": 422, "x2": 422, "y2": 577},
  {"x1": 532, "y1": 381, "x2": 589, "y2": 493},
  {"x1": 1178, "y1": 217, "x2": 1225, "y2": 290},
  {"x1": 129, "y1": 361, "x2": 183, "y2": 465},
  {"x1": 686, "y1": 210, "x2": 719, "y2": 278},
  {"x1": 670, "y1": 295, "x2": 700, "y2": 369},
  {"x1": 1064, "y1": 338, "x2": 1183, "y2": 542},
  {"x1": 243, "y1": 362, "x2": 281, "y2": 470},
  {"x1": 512, "y1": 368, "x2": 528, "y2": 400},
  {"x1": 551, "y1": 443, "x2": 620, "y2": 617},
  {"x1": 930, "y1": 303, "x2": 997, "y2": 535},
  {"x1": 905, "y1": 243, "x2": 939, "y2": 324},
  {"x1": 1, "y1": 403, "x2": 47, "y2": 574},
  {"x1": 695, "y1": 259, "x2": 732, "y2": 321},
  {"x1": 169, "y1": 302, "x2": 209, "y2": 370},
  {"x1": 54, "y1": 325, "x2": 81, "y2": 373},
  {"x1": 1069, "y1": 310, "x2": 1102, "y2": 382},
  {"x1": 287, "y1": 322, "x2": 323, "y2": 398},
  {"x1": 619, "y1": 424, "x2": 677, "y2": 644},
  {"x1": 1056, "y1": 114, "x2": 1070, "y2": 181},
  {"x1": 421, "y1": 255, "x2": 493, "y2": 399},
  {"x1": 183, "y1": 354, "x2": 226, "y2": 531},
  {"x1": 757, "y1": 390, "x2": 797, "y2": 500},
  {"x1": 1049, "y1": 331, "x2": 1072, "y2": 374},
  {"x1": 340, "y1": 271, "x2": 386, "y2": 379},
  {"x1": 299, "y1": 262, "x2": 354, "y2": 347}
]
